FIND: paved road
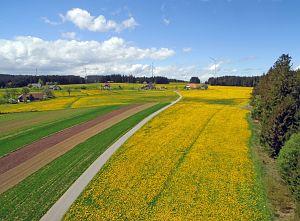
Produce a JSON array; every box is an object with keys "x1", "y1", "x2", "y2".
[{"x1": 40, "y1": 92, "x2": 182, "y2": 221}]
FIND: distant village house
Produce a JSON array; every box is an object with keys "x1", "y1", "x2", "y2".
[
  {"x1": 185, "y1": 83, "x2": 208, "y2": 90},
  {"x1": 141, "y1": 83, "x2": 156, "y2": 90},
  {"x1": 28, "y1": 83, "x2": 42, "y2": 88},
  {"x1": 101, "y1": 82, "x2": 111, "y2": 90},
  {"x1": 18, "y1": 93, "x2": 46, "y2": 102},
  {"x1": 49, "y1": 85, "x2": 61, "y2": 90}
]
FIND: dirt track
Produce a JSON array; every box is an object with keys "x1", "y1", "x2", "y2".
[{"x1": 0, "y1": 103, "x2": 155, "y2": 193}]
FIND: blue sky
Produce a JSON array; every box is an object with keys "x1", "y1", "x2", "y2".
[{"x1": 0, "y1": 0, "x2": 299, "y2": 80}]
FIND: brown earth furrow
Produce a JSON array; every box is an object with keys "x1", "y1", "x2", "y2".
[
  {"x1": 0, "y1": 103, "x2": 155, "y2": 193},
  {"x1": 0, "y1": 104, "x2": 142, "y2": 174}
]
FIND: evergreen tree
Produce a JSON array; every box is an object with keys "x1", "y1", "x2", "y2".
[
  {"x1": 251, "y1": 54, "x2": 300, "y2": 157},
  {"x1": 189, "y1": 77, "x2": 200, "y2": 83}
]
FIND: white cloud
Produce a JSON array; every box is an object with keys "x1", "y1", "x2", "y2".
[
  {"x1": 0, "y1": 36, "x2": 174, "y2": 74},
  {"x1": 162, "y1": 17, "x2": 170, "y2": 25},
  {"x1": 182, "y1": 47, "x2": 192, "y2": 53},
  {"x1": 61, "y1": 32, "x2": 77, "y2": 40},
  {"x1": 63, "y1": 8, "x2": 138, "y2": 32},
  {"x1": 41, "y1": 17, "x2": 62, "y2": 26},
  {"x1": 295, "y1": 65, "x2": 300, "y2": 70},
  {"x1": 207, "y1": 63, "x2": 221, "y2": 71},
  {"x1": 122, "y1": 17, "x2": 137, "y2": 29}
]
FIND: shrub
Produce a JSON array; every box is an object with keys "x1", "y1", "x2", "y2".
[
  {"x1": 0, "y1": 97, "x2": 7, "y2": 104},
  {"x1": 260, "y1": 96, "x2": 299, "y2": 156},
  {"x1": 8, "y1": 98, "x2": 18, "y2": 104},
  {"x1": 278, "y1": 132, "x2": 300, "y2": 201},
  {"x1": 43, "y1": 88, "x2": 55, "y2": 98}
]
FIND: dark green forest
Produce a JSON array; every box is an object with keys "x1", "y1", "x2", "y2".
[
  {"x1": 251, "y1": 54, "x2": 300, "y2": 201},
  {"x1": 207, "y1": 75, "x2": 261, "y2": 87}
]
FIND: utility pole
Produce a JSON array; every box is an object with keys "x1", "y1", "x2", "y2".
[
  {"x1": 209, "y1": 57, "x2": 217, "y2": 76},
  {"x1": 151, "y1": 62, "x2": 154, "y2": 83},
  {"x1": 84, "y1": 67, "x2": 87, "y2": 80}
]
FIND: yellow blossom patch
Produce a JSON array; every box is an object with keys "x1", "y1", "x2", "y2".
[{"x1": 64, "y1": 86, "x2": 269, "y2": 220}]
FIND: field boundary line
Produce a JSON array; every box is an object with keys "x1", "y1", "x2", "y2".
[{"x1": 40, "y1": 91, "x2": 181, "y2": 221}]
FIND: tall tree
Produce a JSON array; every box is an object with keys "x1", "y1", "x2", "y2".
[
  {"x1": 251, "y1": 54, "x2": 300, "y2": 157},
  {"x1": 189, "y1": 77, "x2": 200, "y2": 84}
]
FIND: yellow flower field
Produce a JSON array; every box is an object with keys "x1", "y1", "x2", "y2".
[
  {"x1": 0, "y1": 89, "x2": 177, "y2": 113},
  {"x1": 70, "y1": 90, "x2": 177, "y2": 108},
  {"x1": 65, "y1": 86, "x2": 270, "y2": 220},
  {"x1": 0, "y1": 97, "x2": 78, "y2": 113}
]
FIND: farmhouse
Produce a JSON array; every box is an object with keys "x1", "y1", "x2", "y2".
[
  {"x1": 185, "y1": 83, "x2": 208, "y2": 90},
  {"x1": 141, "y1": 83, "x2": 156, "y2": 90},
  {"x1": 18, "y1": 93, "x2": 46, "y2": 102},
  {"x1": 49, "y1": 85, "x2": 61, "y2": 90},
  {"x1": 101, "y1": 83, "x2": 111, "y2": 90},
  {"x1": 28, "y1": 83, "x2": 42, "y2": 88}
]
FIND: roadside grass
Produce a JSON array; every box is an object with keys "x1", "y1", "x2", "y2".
[
  {"x1": 0, "y1": 104, "x2": 123, "y2": 157},
  {"x1": 247, "y1": 114, "x2": 299, "y2": 221},
  {"x1": 0, "y1": 102, "x2": 168, "y2": 221},
  {"x1": 247, "y1": 114, "x2": 273, "y2": 220}
]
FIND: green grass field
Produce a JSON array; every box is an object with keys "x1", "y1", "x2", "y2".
[
  {"x1": 0, "y1": 105, "x2": 123, "y2": 157},
  {"x1": 0, "y1": 107, "x2": 110, "y2": 138},
  {"x1": 0, "y1": 102, "x2": 168, "y2": 221}
]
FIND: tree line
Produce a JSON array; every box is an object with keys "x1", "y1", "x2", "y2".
[
  {"x1": 207, "y1": 76, "x2": 261, "y2": 87},
  {"x1": 251, "y1": 54, "x2": 300, "y2": 201},
  {"x1": 0, "y1": 74, "x2": 185, "y2": 88},
  {"x1": 86, "y1": 75, "x2": 185, "y2": 84},
  {"x1": 0, "y1": 74, "x2": 85, "y2": 88}
]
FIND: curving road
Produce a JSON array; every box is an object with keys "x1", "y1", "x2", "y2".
[{"x1": 40, "y1": 91, "x2": 182, "y2": 221}]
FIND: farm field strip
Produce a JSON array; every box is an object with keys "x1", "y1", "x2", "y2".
[
  {"x1": 0, "y1": 107, "x2": 108, "y2": 139},
  {"x1": 65, "y1": 87, "x2": 270, "y2": 220},
  {"x1": 0, "y1": 105, "x2": 123, "y2": 157},
  {"x1": 0, "y1": 103, "x2": 156, "y2": 193},
  {"x1": 0, "y1": 104, "x2": 137, "y2": 174},
  {"x1": 0, "y1": 103, "x2": 169, "y2": 221},
  {"x1": 0, "y1": 96, "x2": 78, "y2": 113}
]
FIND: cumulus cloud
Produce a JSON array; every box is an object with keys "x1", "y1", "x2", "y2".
[
  {"x1": 61, "y1": 32, "x2": 77, "y2": 40},
  {"x1": 295, "y1": 65, "x2": 300, "y2": 70},
  {"x1": 0, "y1": 36, "x2": 174, "y2": 74},
  {"x1": 62, "y1": 8, "x2": 138, "y2": 32},
  {"x1": 182, "y1": 47, "x2": 192, "y2": 53}
]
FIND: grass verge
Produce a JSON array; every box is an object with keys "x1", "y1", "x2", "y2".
[
  {"x1": 247, "y1": 114, "x2": 299, "y2": 221},
  {"x1": 0, "y1": 102, "x2": 168, "y2": 221},
  {"x1": 0, "y1": 104, "x2": 123, "y2": 157}
]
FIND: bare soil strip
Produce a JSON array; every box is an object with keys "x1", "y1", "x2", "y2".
[
  {"x1": 0, "y1": 104, "x2": 140, "y2": 174},
  {"x1": 0, "y1": 103, "x2": 155, "y2": 194}
]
